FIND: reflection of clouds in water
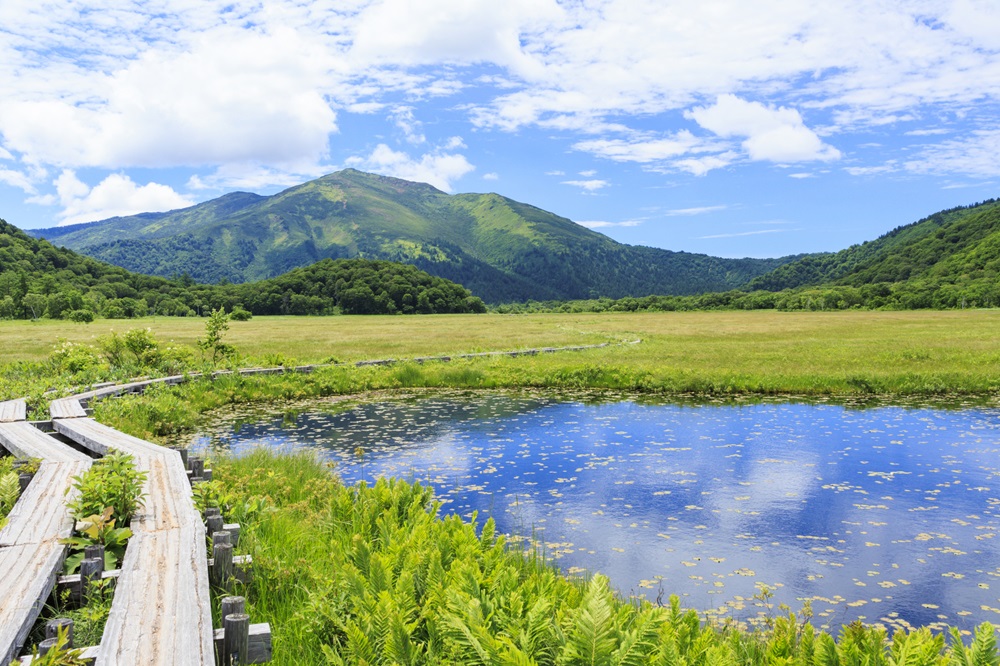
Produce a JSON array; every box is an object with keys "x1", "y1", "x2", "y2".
[{"x1": 193, "y1": 395, "x2": 1000, "y2": 632}]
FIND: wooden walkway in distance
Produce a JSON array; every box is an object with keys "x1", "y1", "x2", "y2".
[
  {"x1": 53, "y1": 418, "x2": 215, "y2": 665},
  {"x1": 0, "y1": 418, "x2": 92, "y2": 666}
]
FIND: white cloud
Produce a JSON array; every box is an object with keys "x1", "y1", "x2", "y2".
[
  {"x1": 905, "y1": 129, "x2": 1000, "y2": 178},
  {"x1": 788, "y1": 173, "x2": 815, "y2": 179},
  {"x1": 674, "y1": 153, "x2": 738, "y2": 176},
  {"x1": 482, "y1": 172, "x2": 499, "y2": 180},
  {"x1": 0, "y1": 26, "x2": 340, "y2": 170},
  {"x1": 665, "y1": 205, "x2": 727, "y2": 216},
  {"x1": 350, "y1": 0, "x2": 560, "y2": 76},
  {"x1": 578, "y1": 219, "x2": 642, "y2": 228},
  {"x1": 699, "y1": 229, "x2": 785, "y2": 239},
  {"x1": 578, "y1": 169, "x2": 597, "y2": 177},
  {"x1": 845, "y1": 164, "x2": 898, "y2": 177},
  {"x1": 0, "y1": 167, "x2": 36, "y2": 193},
  {"x1": 545, "y1": 170, "x2": 565, "y2": 176},
  {"x1": 389, "y1": 106, "x2": 425, "y2": 144},
  {"x1": 574, "y1": 132, "x2": 702, "y2": 163},
  {"x1": 561, "y1": 179, "x2": 609, "y2": 192},
  {"x1": 53, "y1": 171, "x2": 193, "y2": 226},
  {"x1": 687, "y1": 95, "x2": 840, "y2": 163},
  {"x1": 345, "y1": 143, "x2": 474, "y2": 191}
]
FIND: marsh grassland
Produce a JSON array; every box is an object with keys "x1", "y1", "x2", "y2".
[
  {"x1": 5, "y1": 310, "x2": 1000, "y2": 664},
  {"x1": 4, "y1": 310, "x2": 1000, "y2": 396}
]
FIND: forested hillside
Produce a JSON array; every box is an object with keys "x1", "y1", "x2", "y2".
[
  {"x1": 749, "y1": 199, "x2": 1000, "y2": 292},
  {"x1": 32, "y1": 169, "x2": 798, "y2": 302},
  {"x1": 0, "y1": 219, "x2": 484, "y2": 319}
]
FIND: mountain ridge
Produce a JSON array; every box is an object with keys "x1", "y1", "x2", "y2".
[{"x1": 30, "y1": 169, "x2": 800, "y2": 302}]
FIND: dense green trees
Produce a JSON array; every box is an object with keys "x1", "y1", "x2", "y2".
[{"x1": 0, "y1": 220, "x2": 485, "y2": 320}]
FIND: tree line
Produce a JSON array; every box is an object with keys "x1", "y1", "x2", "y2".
[{"x1": 0, "y1": 220, "x2": 485, "y2": 320}]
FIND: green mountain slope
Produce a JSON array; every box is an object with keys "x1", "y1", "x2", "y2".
[
  {"x1": 0, "y1": 218, "x2": 484, "y2": 320},
  {"x1": 32, "y1": 169, "x2": 799, "y2": 302},
  {"x1": 748, "y1": 199, "x2": 1000, "y2": 291}
]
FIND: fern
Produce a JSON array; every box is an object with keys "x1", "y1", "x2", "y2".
[
  {"x1": 556, "y1": 575, "x2": 618, "y2": 666},
  {"x1": 0, "y1": 470, "x2": 20, "y2": 520}
]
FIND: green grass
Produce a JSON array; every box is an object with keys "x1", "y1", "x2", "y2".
[
  {"x1": 3, "y1": 310, "x2": 1000, "y2": 388},
  {"x1": 211, "y1": 450, "x2": 999, "y2": 665}
]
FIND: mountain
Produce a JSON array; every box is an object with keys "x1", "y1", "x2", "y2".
[
  {"x1": 0, "y1": 218, "x2": 485, "y2": 320},
  {"x1": 31, "y1": 169, "x2": 800, "y2": 302},
  {"x1": 748, "y1": 198, "x2": 1000, "y2": 293}
]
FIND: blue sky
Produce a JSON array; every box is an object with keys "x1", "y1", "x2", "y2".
[{"x1": 1, "y1": 0, "x2": 999, "y2": 258}]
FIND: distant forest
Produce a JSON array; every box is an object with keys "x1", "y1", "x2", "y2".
[{"x1": 0, "y1": 220, "x2": 486, "y2": 320}]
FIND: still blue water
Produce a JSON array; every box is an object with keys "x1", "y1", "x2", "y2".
[{"x1": 192, "y1": 392, "x2": 1000, "y2": 633}]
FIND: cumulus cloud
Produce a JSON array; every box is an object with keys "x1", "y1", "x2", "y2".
[
  {"x1": 687, "y1": 95, "x2": 840, "y2": 163},
  {"x1": 53, "y1": 170, "x2": 193, "y2": 226},
  {"x1": 345, "y1": 143, "x2": 474, "y2": 191},
  {"x1": 0, "y1": 26, "x2": 340, "y2": 170}
]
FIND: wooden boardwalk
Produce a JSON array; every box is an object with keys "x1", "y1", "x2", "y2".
[
  {"x1": 53, "y1": 418, "x2": 215, "y2": 665},
  {"x1": 0, "y1": 420, "x2": 91, "y2": 665}
]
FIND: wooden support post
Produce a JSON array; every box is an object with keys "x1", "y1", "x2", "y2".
[
  {"x1": 204, "y1": 468, "x2": 213, "y2": 481},
  {"x1": 45, "y1": 619, "x2": 73, "y2": 647},
  {"x1": 37, "y1": 639, "x2": 57, "y2": 656},
  {"x1": 169, "y1": 446, "x2": 189, "y2": 467},
  {"x1": 213, "y1": 531, "x2": 231, "y2": 548},
  {"x1": 190, "y1": 456, "x2": 204, "y2": 481},
  {"x1": 221, "y1": 596, "x2": 245, "y2": 620},
  {"x1": 223, "y1": 523, "x2": 241, "y2": 548},
  {"x1": 212, "y1": 543, "x2": 233, "y2": 591},
  {"x1": 205, "y1": 507, "x2": 221, "y2": 518},
  {"x1": 207, "y1": 514, "x2": 224, "y2": 538},
  {"x1": 84, "y1": 544, "x2": 105, "y2": 565},
  {"x1": 17, "y1": 472, "x2": 32, "y2": 493},
  {"x1": 222, "y1": 613, "x2": 249, "y2": 666},
  {"x1": 79, "y1": 556, "x2": 103, "y2": 604}
]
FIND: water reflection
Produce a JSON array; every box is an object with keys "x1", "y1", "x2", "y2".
[{"x1": 191, "y1": 392, "x2": 1000, "y2": 633}]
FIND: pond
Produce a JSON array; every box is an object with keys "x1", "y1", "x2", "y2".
[{"x1": 191, "y1": 391, "x2": 1000, "y2": 633}]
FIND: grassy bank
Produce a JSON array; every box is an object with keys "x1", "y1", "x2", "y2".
[
  {"x1": 6, "y1": 310, "x2": 1000, "y2": 411},
  {"x1": 212, "y1": 450, "x2": 997, "y2": 665}
]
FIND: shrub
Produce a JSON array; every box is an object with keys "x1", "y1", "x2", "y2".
[
  {"x1": 229, "y1": 306, "x2": 252, "y2": 321},
  {"x1": 49, "y1": 340, "x2": 102, "y2": 374},
  {"x1": 67, "y1": 309, "x2": 96, "y2": 323},
  {"x1": 66, "y1": 452, "x2": 147, "y2": 525}
]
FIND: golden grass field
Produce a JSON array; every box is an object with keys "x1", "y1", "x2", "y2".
[{"x1": 3, "y1": 309, "x2": 999, "y2": 396}]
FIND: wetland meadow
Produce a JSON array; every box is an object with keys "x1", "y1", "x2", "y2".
[{"x1": 5, "y1": 309, "x2": 1000, "y2": 663}]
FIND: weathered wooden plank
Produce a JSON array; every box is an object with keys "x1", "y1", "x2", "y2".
[
  {"x1": 0, "y1": 460, "x2": 89, "y2": 547},
  {"x1": 0, "y1": 421, "x2": 90, "y2": 463},
  {"x1": 0, "y1": 544, "x2": 68, "y2": 665},
  {"x1": 49, "y1": 398, "x2": 87, "y2": 420},
  {"x1": 95, "y1": 521, "x2": 214, "y2": 665},
  {"x1": 0, "y1": 399, "x2": 27, "y2": 423},
  {"x1": 53, "y1": 418, "x2": 164, "y2": 460},
  {"x1": 52, "y1": 416, "x2": 215, "y2": 664}
]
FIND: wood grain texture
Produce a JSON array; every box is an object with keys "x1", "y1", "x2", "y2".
[
  {"x1": 54, "y1": 418, "x2": 215, "y2": 664},
  {"x1": 0, "y1": 399, "x2": 26, "y2": 423},
  {"x1": 0, "y1": 423, "x2": 91, "y2": 664}
]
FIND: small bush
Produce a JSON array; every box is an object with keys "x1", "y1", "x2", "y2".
[
  {"x1": 230, "y1": 306, "x2": 252, "y2": 321},
  {"x1": 67, "y1": 309, "x2": 96, "y2": 323},
  {"x1": 66, "y1": 452, "x2": 147, "y2": 525},
  {"x1": 49, "y1": 340, "x2": 103, "y2": 374}
]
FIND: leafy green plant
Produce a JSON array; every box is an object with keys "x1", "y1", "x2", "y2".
[
  {"x1": 192, "y1": 479, "x2": 228, "y2": 515},
  {"x1": 198, "y1": 308, "x2": 236, "y2": 365},
  {"x1": 61, "y1": 506, "x2": 132, "y2": 574},
  {"x1": 20, "y1": 625, "x2": 87, "y2": 665},
  {"x1": 0, "y1": 457, "x2": 19, "y2": 529},
  {"x1": 49, "y1": 340, "x2": 102, "y2": 374},
  {"x1": 66, "y1": 452, "x2": 147, "y2": 527}
]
